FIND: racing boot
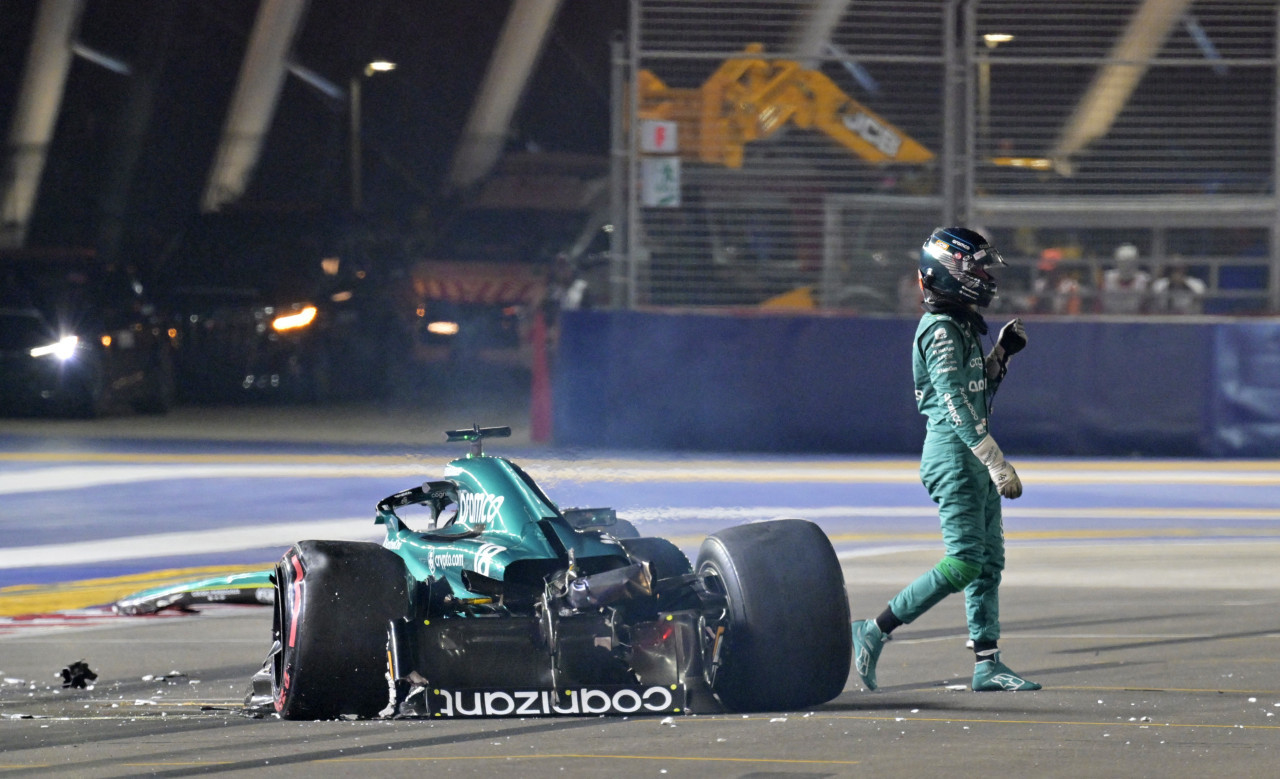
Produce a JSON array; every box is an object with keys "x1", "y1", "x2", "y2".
[
  {"x1": 851, "y1": 619, "x2": 889, "y2": 691},
  {"x1": 972, "y1": 651, "x2": 1041, "y2": 691}
]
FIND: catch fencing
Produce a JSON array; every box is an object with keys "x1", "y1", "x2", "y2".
[{"x1": 610, "y1": 0, "x2": 1280, "y2": 315}]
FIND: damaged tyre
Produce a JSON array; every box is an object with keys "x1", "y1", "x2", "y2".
[
  {"x1": 696, "y1": 519, "x2": 851, "y2": 711},
  {"x1": 271, "y1": 540, "x2": 409, "y2": 719}
]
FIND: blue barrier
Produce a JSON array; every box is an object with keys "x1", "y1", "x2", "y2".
[
  {"x1": 552, "y1": 309, "x2": 1276, "y2": 457},
  {"x1": 1210, "y1": 321, "x2": 1280, "y2": 456},
  {"x1": 993, "y1": 320, "x2": 1212, "y2": 456}
]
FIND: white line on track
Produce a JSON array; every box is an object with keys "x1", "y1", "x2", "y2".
[
  {"x1": 620, "y1": 506, "x2": 1280, "y2": 521},
  {"x1": 4, "y1": 504, "x2": 1279, "y2": 570},
  {"x1": 0, "y1": 464, "x2": 437, "y2": 495},
  {"x1": 0, "y1": 518, "x2": 378, "y2": 569},
  {"x1": 5, "y1": 459, "x2": 1280, "y2": 495}
]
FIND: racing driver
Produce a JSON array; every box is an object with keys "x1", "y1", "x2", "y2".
[{"x1": 851, "y1": 226, "x2": 1041, "y2": 692}]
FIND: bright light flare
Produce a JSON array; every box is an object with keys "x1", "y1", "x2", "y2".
[
  {"x1": 272, "y1": 306, "x2": 318, "y2": 332},
  {"x1": 30, "y1": 335, "x2": 79, "y2": 360},
  {"x1": 427, "y1": 321, "x2": 460, "y2": 336},
  {"x1": 990, "y1": 156, "x2": 1053, "y2": 170}
]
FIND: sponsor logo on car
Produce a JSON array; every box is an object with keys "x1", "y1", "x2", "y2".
[
  {"x1": 458, "y1": 490, "x2": 504, "y2": 525},
  {"x1": 474, "y1": 543, "x2": 507, "y2": 576},
  {"x1": 427, "y1": 685, "x2": 683, "y2": 717},
  {"x1": 428, "y1": 549, "x2": 465, "y2": 572}
]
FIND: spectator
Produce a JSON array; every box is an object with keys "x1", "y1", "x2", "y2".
[
  {"x1": 1052, "y1": 269, "x2": 1085, "y2": 315},
  {"x1": 1152, "y1": 264, "x2": 1206, "y2": 315},
  {"x1": 546, "y1": 253, "x2": 589, "y2": 319},
  {"x1": 1099, "y1": 243, "x2": 1151, "y2": 314},
  {"x1": 1029, "y1": 250, "x2": 1084, "y2": 315}
]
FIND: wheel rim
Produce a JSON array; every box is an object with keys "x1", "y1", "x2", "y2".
[
  {"x1": 697, "y1": 562, "x2": 731, "y2": 690},
  {"x1": 270, "y1": 563, "x2": 292, "y2": 711}
]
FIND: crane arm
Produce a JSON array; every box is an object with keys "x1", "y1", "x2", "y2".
[{"x1": 638, "y1": 44, "x2": 932, "y2": 168}]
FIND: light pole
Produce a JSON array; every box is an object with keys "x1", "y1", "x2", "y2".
[
  {"x1": 978, "y1": 33, "x2": 1012, "y2": 144},
  {"x1": 349, "y1": 59, "x2": 396, "y2": 212}
]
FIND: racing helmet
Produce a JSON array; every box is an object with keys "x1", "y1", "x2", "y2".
[{"x1": 919, "y1": 226, "x2": 1006, "y2": 308}]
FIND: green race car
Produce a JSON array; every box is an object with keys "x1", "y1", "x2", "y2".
[{"x1": 121, "y1": 425, "x2": 853, "y2": 719}]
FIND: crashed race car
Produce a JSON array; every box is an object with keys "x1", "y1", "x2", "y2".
[{"x1": 122, "y1": 425, "x2": 853, "y2": 719}]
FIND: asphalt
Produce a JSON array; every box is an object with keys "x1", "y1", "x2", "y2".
[
  {"x1": 0, "y1": 399, "x2": 535, "y2": 449},
  {"x1": 0, "y1": 360, "x2": 538, "y2": 448},
  {"x1": 0, "y1": 548, "x2": 1276, "y2": 778},
  {"x1": 0, "y1": 400, "x2": 1277, "y2": 777}
]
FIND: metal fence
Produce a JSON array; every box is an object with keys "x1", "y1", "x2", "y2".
[{"x1": 611, "y1": 0, "x2": 1280, "y2": 315}]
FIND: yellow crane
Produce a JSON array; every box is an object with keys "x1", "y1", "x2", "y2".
[{"x1": 638, "y1": 43, "x2": 933, "y2": 168}]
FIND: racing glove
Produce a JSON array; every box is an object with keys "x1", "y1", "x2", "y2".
[
  {"x1": 971, "y1": 433, "x2": 1023, "y2": 499},
  {"x1": 985, "y1": 318, "x2": 1028, "y2": 382}
]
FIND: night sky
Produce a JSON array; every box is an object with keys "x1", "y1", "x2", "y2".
[{"x1": 1, "y1": 0, "x2": 626, "y2": 280}]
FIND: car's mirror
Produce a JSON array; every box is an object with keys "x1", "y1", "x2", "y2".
[{"x1": 562, "y1": 507, "x2": 618, "y2": 530}]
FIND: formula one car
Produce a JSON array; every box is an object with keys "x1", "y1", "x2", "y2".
[{"x1": 198, "y1": 425, "x2": 851, "y2": 719}]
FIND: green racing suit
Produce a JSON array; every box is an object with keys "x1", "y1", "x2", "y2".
[{"x1": 888, "y1": 309, "x2": 1006, "y2": 643}]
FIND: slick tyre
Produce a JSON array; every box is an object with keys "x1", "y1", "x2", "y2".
[
  {"x1": 271, "y1": 540, "x2": 409, "y2": 720},
  {"x1": 696, "y1": 519, "x2": 852, "y2": 711}
]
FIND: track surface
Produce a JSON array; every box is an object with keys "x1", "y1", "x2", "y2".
[{"x1": 1, "y1": 405, "x2": 1278, "y2": 777}]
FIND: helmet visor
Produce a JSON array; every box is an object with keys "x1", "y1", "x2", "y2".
[
  {"x1": 968, "y1": 262, "x2": 994, "y2": 282},
  {"x1": 971, "y1": 245, "x2": 1006, "y2": 268}
]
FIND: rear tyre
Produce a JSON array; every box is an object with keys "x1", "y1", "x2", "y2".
[
  {"x1": 271, "y1": 540, "x2": 408, "y2": 720},
  {"x1": 696, "y1": 519, "x2": 852, "y2": 711}
]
